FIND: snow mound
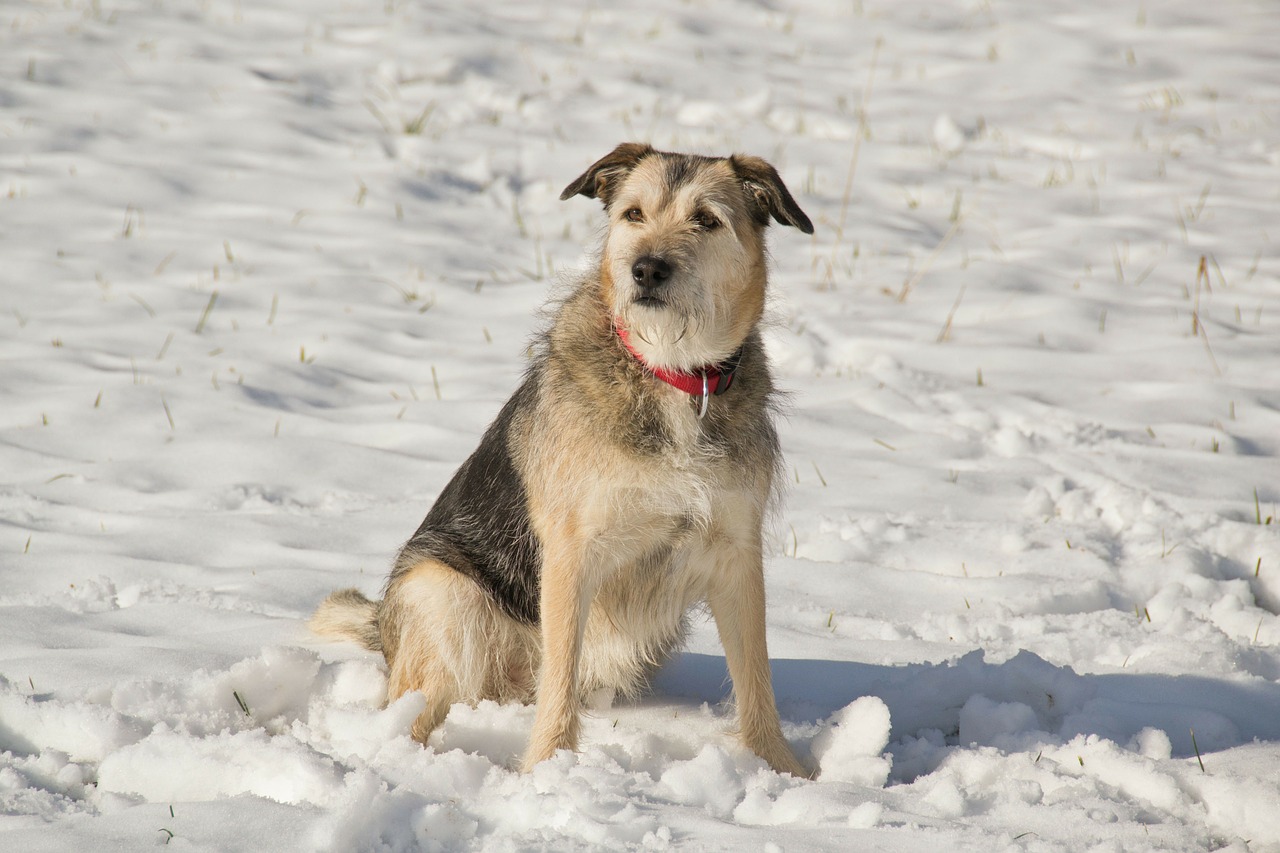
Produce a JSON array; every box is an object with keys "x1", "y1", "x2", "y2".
[
  {"x1": 96, "y1": 726, "x2": 343, "y2": 807},
  {"x1": 812, "y1": 696, "x2": 892, "y2": 786}
]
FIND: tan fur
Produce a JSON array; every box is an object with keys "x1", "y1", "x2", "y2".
[{"x1": 312, "y1": 145, "x2": 811, "y2": 777}]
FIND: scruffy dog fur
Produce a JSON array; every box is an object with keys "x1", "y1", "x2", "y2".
[{"x1": 311, "y1": 143, "x2": 814, "y2": 775}]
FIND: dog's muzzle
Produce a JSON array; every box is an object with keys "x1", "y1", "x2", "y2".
[{"x1": 631, "y1": 255, "x2": 672, "y2": 295}]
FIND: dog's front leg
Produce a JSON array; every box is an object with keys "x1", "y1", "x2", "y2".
[
  {"x1": 522, "y1": 543, "x2": 589, "y2": 772},
  {"x1": 708, "y1": 543, "x2": 809, "y2": 778}
]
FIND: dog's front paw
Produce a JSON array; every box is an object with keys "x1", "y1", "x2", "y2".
[
  {"x1": 767, "y1": 746, "x2": 814, "y2": 780},
  {"x1": 522, "y1": 714, "x2": 580, "y2": 773},
  {"x1": 520, "y1": 743, "x2": 576, "y2": 774},
  {"x1": 748, "y1": 733, "x2": 812, "y2": 779}
]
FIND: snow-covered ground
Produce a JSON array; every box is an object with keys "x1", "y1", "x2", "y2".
[{"x1": 3, "y1": 0, "x2": 1279, "y2": 849}]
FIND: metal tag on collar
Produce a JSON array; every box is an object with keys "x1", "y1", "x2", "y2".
[{"x1": 697, "y1": 371, "x2": 710, "y2": 419}]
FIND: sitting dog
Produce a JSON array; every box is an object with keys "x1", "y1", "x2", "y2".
[{"x1": 312, "y1": 143, "x2": 814, "y2": 775}]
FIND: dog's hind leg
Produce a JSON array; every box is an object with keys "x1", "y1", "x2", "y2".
[
  {"x1": 382, "y1": 558, "x2": 538, "y2": 745},
  {"x1": 380, "y1": 563, "x2": 460, "y2": 744},
  {"x1": 385, "y1": 644, "x2": 455, "y2": 744}
]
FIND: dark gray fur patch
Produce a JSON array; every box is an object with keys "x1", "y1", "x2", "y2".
[{"x1": 392, "y1": 375, "x2": 543, "y2": 624}]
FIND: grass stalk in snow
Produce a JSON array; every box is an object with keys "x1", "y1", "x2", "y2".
[
  {"x1": 1197, "y1": 323, "x2": 1221, "y2": 377},
  {"x1": 233, "y1": 690, "x2": 250, "y2": 716},
  {"x1": 156, "y1": 331, "x2": 174, "y2": 361},
  {"x1": 1111, "y1": 243, "x2": 1125, "y2": 285},
  {"x1": 1190, "y1": 183, "x2": 1211, "y2": 222},
  {"x1": 833, "y1": 37, "x2": 882, "y2": 247},
  {"x1": 1245, "y1": 249, "x2": 1261, "y2": 282},
  {"x1": 161, "y1": 395, "x2": 175, "y2": 431},
  {"x1": 121, "y1": 204, "x2": 142, "y2": 238},
  {"x1": 1190, "y1": 728, "x2": 1205, "y2": 772},
  {"x1": 511, "y1": 197, "x2": 527, "y2": 238},
  {"x1": 936, "y1": 283, "x2": 966, "y2": 342},
  {"x1": 130, "y1": 292, "x2": 157, "y2": 317},
  {"x1": 195, "y1": 291, "x2": 218, "y2": 334},
  {"x1": 1171, "y1": 202, "x2": 1187, "y2": 244},
  {"x1": 1132, "y1": 258, "x2": 1159, "y2": 286},
  {"x1": 897, "y1": 219, "x2": 960, "y2": 302},
  {"x1": 1192, "y1": 255, "x2": 1210, "y2": 336}
]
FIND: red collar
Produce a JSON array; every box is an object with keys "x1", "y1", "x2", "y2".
[{"x1": 615, "y1": 322, "x2": 742, "y2": 399}]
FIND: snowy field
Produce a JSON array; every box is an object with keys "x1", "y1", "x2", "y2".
[{"x1": 3, "y1": 0, "x2": 1280, "y2": 849}]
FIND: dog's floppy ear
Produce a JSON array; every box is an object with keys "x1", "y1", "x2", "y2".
[
  {"x1": 730, "y1": 155, "x2": 814, "y2": 234},
  {"x1": 560, "y1": 143, "x2": 655, "y2": 207}
]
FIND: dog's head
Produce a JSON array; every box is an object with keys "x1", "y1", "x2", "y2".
[{"x1": 562, "y1": 144, "x2": 813, "y2": 371}]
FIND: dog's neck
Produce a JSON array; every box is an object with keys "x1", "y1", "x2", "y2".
[{"x1": 614, "y1": 320, "x2": 743, "y2": 400}]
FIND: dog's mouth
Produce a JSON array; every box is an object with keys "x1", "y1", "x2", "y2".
[{"x1": 633, "y1": 295, "x2": 667, "y2": 308}]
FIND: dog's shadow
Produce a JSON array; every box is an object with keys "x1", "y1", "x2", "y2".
[{"x1": 653, "y1": 649, "x2": 1280, "y2": 762}]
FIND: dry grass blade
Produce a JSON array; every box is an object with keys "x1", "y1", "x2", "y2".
[
  {"x1": 936, "y1": 283, "x2": 967, "y2": 342},
  {"x1": 834, "y1": 37, "x2": 883, "y2": 246},
  {"x1": 195, "y1": 291, "x2": 218, "y2": 334},
  {"x1": 898, "y1": 220, "x2": 960, "y2": 303}
]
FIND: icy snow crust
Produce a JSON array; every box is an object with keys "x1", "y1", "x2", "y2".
[{"x1": 3, "y1": 0, "x2": 1280, "y2": 850}]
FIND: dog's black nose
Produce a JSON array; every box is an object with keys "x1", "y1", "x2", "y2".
[{"x1": 631, "y1": 256, "x2": 672, "y2": 290}]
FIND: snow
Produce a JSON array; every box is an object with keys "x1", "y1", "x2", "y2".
[{"x1": 3, "y1": 0, "x2": 1279, "y2": 849}]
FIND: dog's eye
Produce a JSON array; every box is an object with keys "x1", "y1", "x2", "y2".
[
  {"x1": 624, "y1": 207, "x2": 644, "y2": 223},
  {"x1": 692, "y1": 211, "x2": 720, "y2": 231}
]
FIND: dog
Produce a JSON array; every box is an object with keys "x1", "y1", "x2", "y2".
[{"x1": 311, "y1": 143, "x2": 814, "y2": 776}]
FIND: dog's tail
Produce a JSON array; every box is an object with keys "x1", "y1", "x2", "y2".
[{"x1": 309, "y1": 588, "x2": 383, "y2": 652}]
